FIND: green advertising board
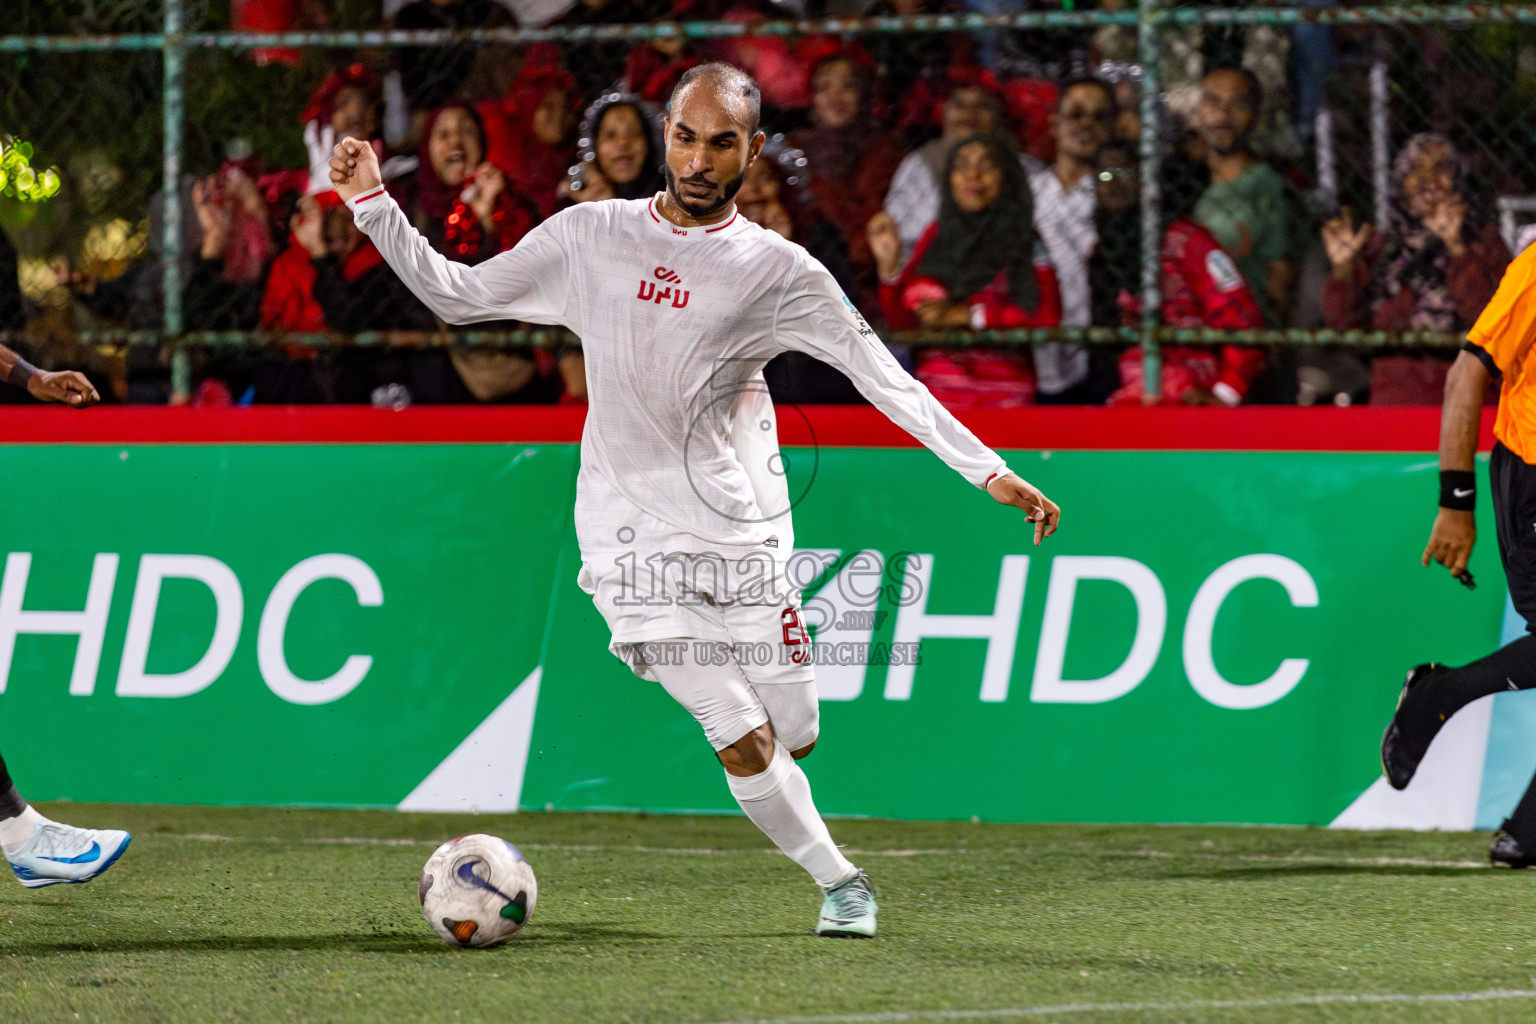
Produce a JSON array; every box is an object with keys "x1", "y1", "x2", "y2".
[
  {"x1": 0, "y1": 443, "x2": 572, "y2": 806},
  {"x1": 0, "y1": 439, "x2": 1505, "y2": 825}
]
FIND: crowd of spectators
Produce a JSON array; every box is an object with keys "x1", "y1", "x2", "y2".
[{"x1": 2, "y1": 1, "x2": 1516, "y2": 409}]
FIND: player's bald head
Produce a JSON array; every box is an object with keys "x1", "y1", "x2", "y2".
[{"x1": 670, "y1": 62, "x2": 761, "y2": 137}]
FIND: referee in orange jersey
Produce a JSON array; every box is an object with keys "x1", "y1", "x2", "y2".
[{"x1": 1381, "y1": 241, "x2": 1536, "y2": 866}]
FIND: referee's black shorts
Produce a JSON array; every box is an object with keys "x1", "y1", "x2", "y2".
[{"x1": 1492, "y1": 441, "x2": 1536, "y2": 632}]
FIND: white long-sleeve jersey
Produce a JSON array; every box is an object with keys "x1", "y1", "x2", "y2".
[{"x1": 348, "y1": 189, "x2": 1011, "y2": 562}]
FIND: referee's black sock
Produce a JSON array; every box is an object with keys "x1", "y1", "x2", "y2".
[
  {"x1": 1501, "y1": 772, "x2": 1536, "y2": 848},
  {"x1": 1419, "y1": 635, "x2": 1536, "y2": 725},
  {"x1": 0, "y1": 750, "x2": 24, "y2": 821}
]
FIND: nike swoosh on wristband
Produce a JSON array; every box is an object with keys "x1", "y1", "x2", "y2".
[
  {"x1": 1454, "y1": 488, "x2": 1475, "y2": 498},
  {"x1": 40, "y1": 842, "x2": 100, "y2": 865}
]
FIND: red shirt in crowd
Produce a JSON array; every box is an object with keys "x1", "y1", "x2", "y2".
[
  {"x1": 260, "y1": 241, "x2": 327, "y2": 333},
  {"x1": 1109, "y1": 216, "x2": 1267, "y2": 405}
]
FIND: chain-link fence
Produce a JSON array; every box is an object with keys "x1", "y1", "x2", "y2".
[{"x1": 1, "y1": 2, "x2": 1532, "y2": 405}]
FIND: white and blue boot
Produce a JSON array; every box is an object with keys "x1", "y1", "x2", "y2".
[
  {"x1": 816, "y1": 869, "x2": 877, "y2": 938},
  {"x1": 7, "y1": 818, "x2": 131, "y2": 888}
]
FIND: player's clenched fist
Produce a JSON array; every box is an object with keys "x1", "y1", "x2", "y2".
[
  {"x1": 987, "y1": 471, "x2": 1060, "y2": 546},
  {"x1": 328, "y1": 136, "x2": 382, "y2": 203}
]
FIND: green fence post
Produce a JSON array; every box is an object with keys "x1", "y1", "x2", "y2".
[
  {"x1": 1138, "y1": 0, "x2": 1163, "y2": 403},
  {"x1": 162, "y1": 0, "x2": 189, "y2": 402}
]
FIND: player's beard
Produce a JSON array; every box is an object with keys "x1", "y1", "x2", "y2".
[{"x1": 664, "y1": 162, "x2": 746, "y2": 220}]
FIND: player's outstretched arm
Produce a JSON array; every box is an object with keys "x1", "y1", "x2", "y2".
[
  {"x1": 1423, "y1": 348, "x2": 1486, "y2": 578},
  {"x1": 987, "y1": 472, "x2": 1060, "y2": 547},
  {"x1": 327, "y1": 137, "x2": 570, "y2": 328},
  {"x1": 776, "y1": 253, "x2": 1060, "y2": 545},
  {"x1": 0, "y1": 344, "x2": 98, "y2": 407}
]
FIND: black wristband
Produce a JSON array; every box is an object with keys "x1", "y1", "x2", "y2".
[
  {"x1": 1440, "y1": 469, "x2": 1476, "y2": 511},
  {"x1": 4, "y1": 357, "x2": 36, "y2": 391}
]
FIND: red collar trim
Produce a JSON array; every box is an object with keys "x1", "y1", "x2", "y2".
[{"x1": 648, "y1": 195, "x2": 740, "y2": 237}]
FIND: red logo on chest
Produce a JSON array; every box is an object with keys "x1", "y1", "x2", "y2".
[{"x1": 637, "y1": 266, "x2": 690, "y2": 308}]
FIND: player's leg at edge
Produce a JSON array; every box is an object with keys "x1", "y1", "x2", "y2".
[
  {"x1": 0, "y1": 750, "x2": 131, "y2": 888},
  {"x1": 1380, "y1": 634, "x2": 1536, "y2": 864},
  {"x1": 646, "y1": 651, "x2": 878, "y2": 938},
  {"x1": 721, "y1": 721, "x2": 879, "y2": 938}
]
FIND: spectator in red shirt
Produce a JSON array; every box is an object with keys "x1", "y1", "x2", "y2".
[
  {"x1": 290, "y1": 193, "x2": 433, "y2": 334},
  {"x1": 478, "y1": 43, "x2": 580, "y2": 220},
  {"x1": 788, "y1": 49, "x2": 906, "y2": 288},
  {"x1": 1088, "y1": 140, "x2": 1267, "y2": 406},
  {"x1": 869, "y1": 133, "x2": 1062, "y2": 409},
  {"x1": 260, "y1": 195, "x2": 328, "y2": 335},
  {"x1": 251, "y1": 191, "x2": 435, "y2": 403}
]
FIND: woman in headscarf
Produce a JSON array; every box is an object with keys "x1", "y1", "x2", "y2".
[
  {"x1": 787, "y1": 48, "x2": 906, "y2": 284},
  {"x1": 561, "y1": 92, "x2": 666, "y2": 206},
  {"x1": 410, "y1": 101, "x2": 541, "y2": 264},
  {"x1": 1323, "y1": 132, "x2": 1507, "y2": 332},
  {"x1": 478, "y1": 43, "x2": 581, "y2": 220},
  {"x1": 870, "y1": 133, "x2": 1061, "y2": 408},
  {"x1": 549, "y1": 100, "x2": 664, "y2": 400},
  {"x1": 390, "y1": 102, "x2": 556, "y2": 404},
  {"x1": 1321, "y1": 132, "x2": 1509, "y2": 402}
]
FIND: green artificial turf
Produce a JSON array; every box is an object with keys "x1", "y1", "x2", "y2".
[{"x1": 3, "y1": 803, "x2": 1536, "y2": 1023}]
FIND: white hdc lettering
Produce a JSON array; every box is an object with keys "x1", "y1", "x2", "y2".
[{"x1": 0, "y1": 552, "x2": 383, "y2": 706}]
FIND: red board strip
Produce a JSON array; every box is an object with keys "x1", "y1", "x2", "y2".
[{"x1": 0, "y1": 404, "x2": 1497, "y2": 453}]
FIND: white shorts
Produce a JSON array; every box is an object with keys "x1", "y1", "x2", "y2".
[
  {"x1": 644, "y1": 659, "x2": 819, "y2": 752},
  {"x1": 578, "y1": 552, "x2": 816, "y2": 688}
]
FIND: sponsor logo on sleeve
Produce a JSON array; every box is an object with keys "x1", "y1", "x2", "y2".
[
  {"x1": 841, "y1": 295, "x2": 876, "y2": 338},
  {"x1": 1206, "y1": 250, "x2": 1244, "y2": 293}
]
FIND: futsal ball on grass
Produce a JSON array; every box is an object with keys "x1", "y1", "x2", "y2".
[{"x1": 419, "y1": 834, "x2": 537, "y2": 948}]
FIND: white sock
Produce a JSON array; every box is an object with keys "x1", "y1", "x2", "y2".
[
  {"x1": 0, "y1": 805, "x2": 45, "y2": 854},
  {"x1": 726, "y1": 742, "x2": 856, "y2": 889}
]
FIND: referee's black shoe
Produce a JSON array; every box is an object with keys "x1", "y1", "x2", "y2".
[
  {"x1": 1381, "y1": 663, "x2": 1448, "y2": 790},
  {"x1": 1490, "y1": 831, "x2": 1536, "y2": 869}
]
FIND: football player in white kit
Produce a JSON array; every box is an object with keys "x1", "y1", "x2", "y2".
[
  {"x1": 328, "y1": 63, "x2": 1059, "y2": 938},
  {"x1": 0, "y1": 345, "x2": 133, "y2": 888}
]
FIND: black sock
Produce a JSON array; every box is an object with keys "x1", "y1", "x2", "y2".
[
  {"x1": 0, "y1": 751, "x2": 24, "y2": 821},
  {"x1": 1503, "y1": 770, "x2": 1536, "y2": 848},
  {"x1": 1420, "y1": 635, "x2": 1536, "y2": 724}
]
